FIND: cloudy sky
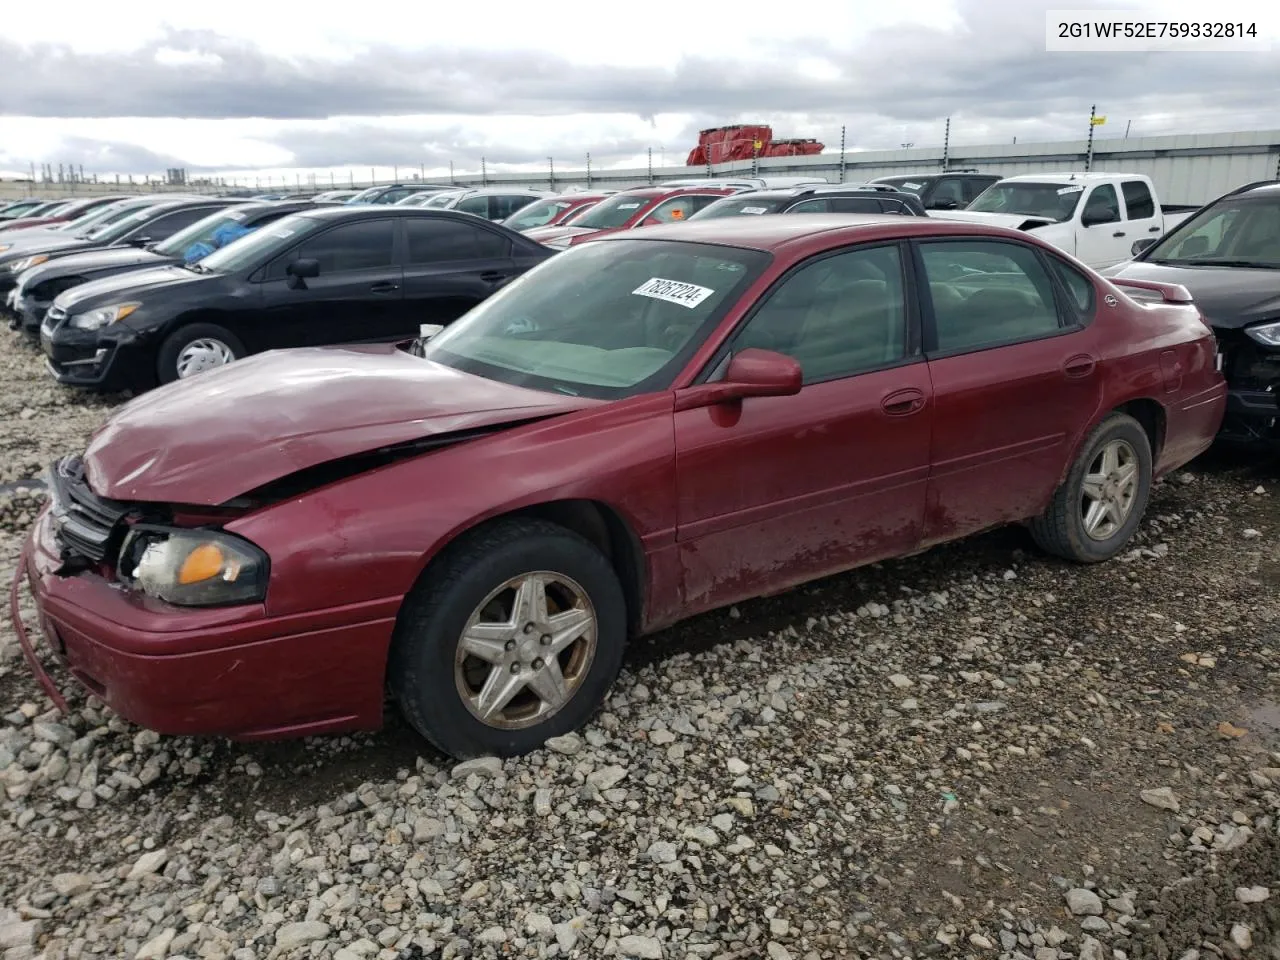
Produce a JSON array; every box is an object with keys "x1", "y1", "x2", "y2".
[{"x1": 1, "y1": 0, "x2": 1277, "y2": 184}]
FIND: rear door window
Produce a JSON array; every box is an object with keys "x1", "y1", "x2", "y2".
[
  {"x1": 1121, "y1": 180, "x2": 1156, "y2": 219},
  {"x1": 406, "y1": 218, "x2": 510, "y2": 263}
]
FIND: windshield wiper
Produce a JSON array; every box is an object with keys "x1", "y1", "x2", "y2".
[{"x1": 1150, "y1": 257, "x2": 1280, "y2": 269}]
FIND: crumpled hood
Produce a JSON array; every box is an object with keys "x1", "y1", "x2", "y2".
[
  {"x1": 22, "y1": 247, "x2": 168, "y2": 289},
  {"x1": 928, "y1": 210, "x2": 1057, "y2": 231},
  {"x1": 54, "y1": 265, "x2": 205, "y2": 312},
  {"x1": 1101, "y1": 260, "x2": 1280, "y2": 330},
  {"x1": 84, "y1": 344, "x2": 600, "y2": 505}
]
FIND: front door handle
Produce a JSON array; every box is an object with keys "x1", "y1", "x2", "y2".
[
  {"x1": 1148, "y1": 225, "x2": 1161, "y2": 232},
  {"x1": 369, "y1": 281, "x2": 399, "y2": 294},
  {"x1": 1112, "y1": 231, "x2": 1126, "y2": 238},
  {"x1": 479, "y1": 271, "x2": 508, "y2": 283},
  {"x1": 881, "y1": 387, "x2": 926, "y2": 416},
  {"x1": 1063, "y1": 354, "x2": 1097, "y2": 379}
]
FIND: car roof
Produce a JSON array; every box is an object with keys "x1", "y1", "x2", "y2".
[
  {"x1": 1233, "y1": 180, "x2": 1280, "y2": 197},
  {"x1": 454, "y1": 188, "x2": 550, "y2": 198},
  {"x1": 612, "y1": 186, "x2": 742, "y2": 200},
  {"x1": 590, "y1": 213, "x2": 1036, "y2": 253},
  {"x1": 301, "y1": 205, "x2": 522, "y2": 223},
  {"x1": 999, "y1": 172, "x2": 1132, "y2": 183}
]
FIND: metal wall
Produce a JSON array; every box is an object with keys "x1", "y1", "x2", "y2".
[{"x1": 5, "y1": 128, "x2": 1278, "y2": 204}]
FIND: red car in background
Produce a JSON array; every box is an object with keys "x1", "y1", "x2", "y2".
[
  {"x1": 525, "y1": 185, "x2": 741, "y2": 249},
  {"x1": 501, "y1": 192, "x2": 617, "y2": 233},
  {"x1": 0, "y1": 195, "x2": 128, "y2": 233},
  {"x1": 13, "y1": 216, "x2": 1225, "y2": 760}
]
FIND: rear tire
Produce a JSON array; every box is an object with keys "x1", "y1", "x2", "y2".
[
  {"x1": 388, "y1": 518, "x2": 627, "y2": 759},
  {"x1": 1031, "y1": 412, "x2": 1153, "y2": 563},
  {"x1": 156, "y1": 323, "x2": 245, "y2": 384}
]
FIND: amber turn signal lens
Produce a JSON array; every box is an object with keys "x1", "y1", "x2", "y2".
[{"x1": 177, "y1": 543, "x2": 226, "y2": 584}]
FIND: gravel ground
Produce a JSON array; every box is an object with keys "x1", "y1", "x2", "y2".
[{"x1": 0, "y1": 329, "x2": 1277, "y2": 960}]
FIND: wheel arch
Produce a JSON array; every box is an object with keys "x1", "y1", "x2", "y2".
[
  {"x1": 1054, "y1": 394, "x2": 1167, "y2": 492},
  {"x1": 402, "y1": 498, "x2": 648, "y2": 640}
]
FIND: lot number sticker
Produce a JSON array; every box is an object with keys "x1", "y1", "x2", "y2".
[
  {"x1": 1057, "y1": 185, "x2": 1085, "y2": 195},
  {"x1": 739, "y1": 206, "x2": 769, "y2": 214},
  {"x1": 633, "y1": 277, "x2": 715, "y2": 309}
]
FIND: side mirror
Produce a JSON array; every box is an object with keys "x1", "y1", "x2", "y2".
[
  {"x1": 286, "y1": 258, "x2": 319, "y2": 289},
  {"x1": 288, "y1": 258, "x2": 320, "y2": 278},
  {"x1": 931, "y1": 199, "x2": 959, "y2": 210},
  {"x1": 640, "y1": 216, "x2": 663, "y2": 227},
  {"x1": 1080, "y1": 210, "x2": 1113, "y2": 228},
  {"x1": 674, "y1": 348, "x2": 802, "y2": 411},
  {"x1": 129, "y1": 235, "x2": 152, "y2": 247},
  {"x1": 1131, "y1": 237, "x2": 1158, "y2": 256}
]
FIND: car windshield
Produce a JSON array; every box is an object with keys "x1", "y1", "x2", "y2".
[
  {"x1": 88, "y1": 204, "x2": 180, "y2": 244},
  {"x1": 422, "y1": 238, "x2": 770, "y2": 400},
  {"x1": 1144, "y1": 196, "x2": 1280, "y2": 268},
  {"x1": 688, "y1": 196, "x2": 788, "y2": 220},
  {"x1": 74, "y1": 201, "x2": 157, "y2": 238},
  {"x1": 345, "y1": 188, "x2": 380, "y2": 204},
  {"x1": 566, "y1": 194, "x2": 654, "y2": 230},
  {"x1": 966, "y1": 182, "x2": 1083, "y2": 221},
  {"x1": 153, "y1": 208, "x2": 259, "y2": 259},
  {"x1": 423, "y1": 192, "x2": 462, "y2": 208},
  {"x1": 876, "y1": 177, "x2": 932, "y2": 196},
  {"x1": 198, "y1": 214, "x2": 316, "y2": 273},
  {"x1": 505, "y1": 199, "x2": 578, "y2": 230},
  {"x1": 55, "y1": 207, "x2": 111, "y2": 232}
]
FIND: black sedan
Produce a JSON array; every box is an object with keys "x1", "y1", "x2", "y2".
[
  {"x1": 1102, "y1": 179, "x2": 1280, "y2": 446},
  {"x1": 9, "y1": 200, "x2": 315, "y2": 334},
  {"x1": 41, "y1": 206, "x2": 553, "y2": 392},
  {"x1": 0, "y1": 197, "x2": 243, "y2": 302}
]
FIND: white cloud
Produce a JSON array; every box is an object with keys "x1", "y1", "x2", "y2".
[
  {"x1": 1, "y1": 0, "x2": 1277, "y2": 180},
  {"x1": 153, "y1": 47, "x2": 223, "y2": 69}
]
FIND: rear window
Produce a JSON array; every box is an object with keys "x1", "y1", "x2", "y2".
[{"x1": 876, "y1": 177, "x2": 932, "y2": 196}]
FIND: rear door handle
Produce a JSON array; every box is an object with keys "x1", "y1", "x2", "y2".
[
  {"x1": 1112, "y1": 231, "x2": 1126, "y2": 237},
  {"x1": 479, "y1": 271, "x2": 509, "y2": 283},
  {"x1": 1149, "y1": 226, "x2": 1161, "y2": 232},
  {"x1": 1063, "y1": 354, "x2": 1097, "y2": 379},
  {"x1": 881, "y1": 387, "x2": 926, "y2": 417},
  {"x1": 369, "y1": 281, "x2": 399, "y2": 294}
]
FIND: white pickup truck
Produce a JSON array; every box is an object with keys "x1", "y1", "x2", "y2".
[{"x1": 932, "y1": 172, "x2": 1201, "y2": 269}]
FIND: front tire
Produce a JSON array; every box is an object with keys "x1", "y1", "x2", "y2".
[
  {"x1": 388, "y1": 518, "x2": 627, "y2": 759},
  {"x1": 1031, "y1": 412, "x2": 1153, "y2": 563},
  {"x1": 156, "y1": 323, "x2": 245, "y2": 384}
]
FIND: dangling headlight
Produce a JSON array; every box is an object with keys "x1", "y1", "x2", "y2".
[{"x1": 117, "y1": 526, "x2": 269, "y2": 607}]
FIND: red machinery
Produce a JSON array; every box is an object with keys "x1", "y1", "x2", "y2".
[{"x1": 685, "y1": 125, "x2": 824, "y2": 165}]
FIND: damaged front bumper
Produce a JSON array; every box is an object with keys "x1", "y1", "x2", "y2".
[
  {"x1": 1216, "y1": 329, "x2": 1280, "y2": 444},
  {"x1": 10, "y1": 501, "x2": 396, "y2": 741}
]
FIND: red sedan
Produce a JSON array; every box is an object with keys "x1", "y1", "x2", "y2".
[
  {"x1": 501, "y1": 192, "x2": 616, "y2": 233},
  {"x1": 12, "y1": 216, "x2": 1226, "y2": 759},
  {"x1": 525, "y1": 185, "x2": 740, "y2": 249}
]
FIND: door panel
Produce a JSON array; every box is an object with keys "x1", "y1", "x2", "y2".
[
  {"x1": 917, "y1": 238, "x2": 1104, "y2": 544},
  {"x1": 673, "y1": 242, "x2": 931, "y2": 613},
  {"x1": 1077, "y1": 183, "x2": 1125, "y2": 267},
  {"x1": 401, "y1": 218, "x2": 517, "y2": 333},
  {"x1": 256, "y1": 218, "x2": 403, "y2": 348}
]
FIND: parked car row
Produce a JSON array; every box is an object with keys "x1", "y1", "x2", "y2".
[{"x1": 9, "y1": 177, "x2": 1246, "y2": 760}]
